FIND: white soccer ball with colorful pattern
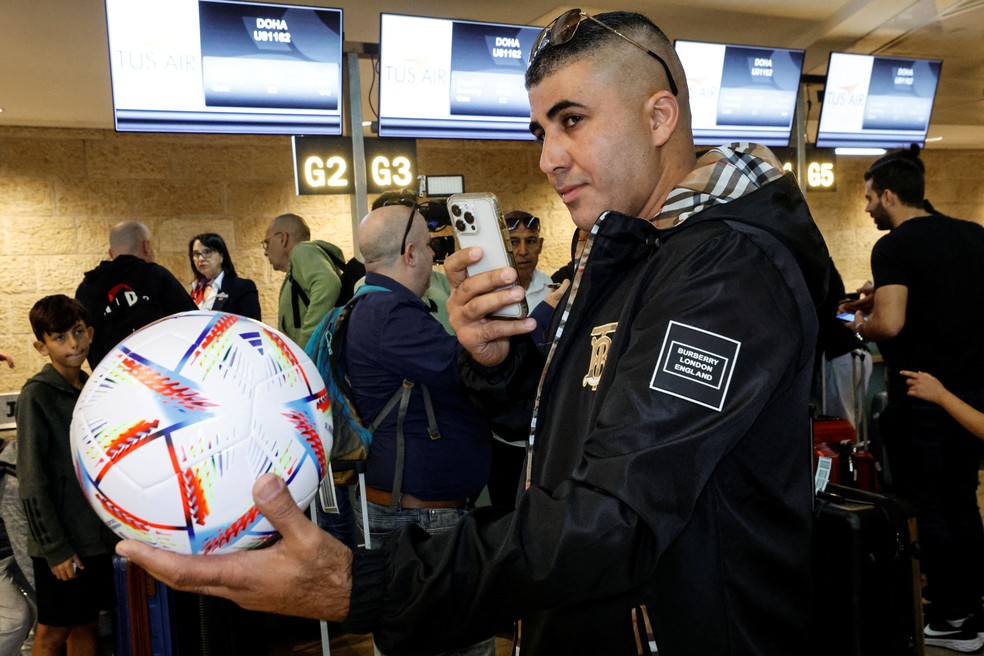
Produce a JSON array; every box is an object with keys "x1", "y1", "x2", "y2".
[{"x1": 70, "y1": 311, "x2": 332, "y2": 554}]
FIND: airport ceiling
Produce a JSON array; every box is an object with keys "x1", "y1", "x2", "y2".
[{"x1": 3, "y1": 0, "x2": 983, "y2": 148}]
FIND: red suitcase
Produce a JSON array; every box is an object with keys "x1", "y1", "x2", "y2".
[
  {"x1": 814, "y1": 442, "x2": 842, "y2": 487},
  {"x1": 812, "y1": 417, "x2": 879, "y2": 492},
  {"x1": 813, "y1": 417, "x2": 856, "y2": 445}
]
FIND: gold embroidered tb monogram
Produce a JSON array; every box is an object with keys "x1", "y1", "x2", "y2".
[{"x1": 582, "y1": 322, "x2": 618, "y2": 391}]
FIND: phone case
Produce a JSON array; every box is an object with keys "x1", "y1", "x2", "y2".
[{"x1": 447, "y1": 192, "x2": 529, "y2": 319}]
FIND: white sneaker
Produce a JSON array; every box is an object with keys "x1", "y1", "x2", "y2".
[{"x1": 925, "y1": 621, "x2": 984, "y2": 653}]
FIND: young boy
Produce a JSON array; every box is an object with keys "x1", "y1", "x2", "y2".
[{"x1": 16, "y1": 295, "x2": 115, "y2": 656}]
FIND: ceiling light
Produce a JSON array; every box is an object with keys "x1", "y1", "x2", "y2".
[{"x1": 834, "y1": 147, "x2": 887, "y2": 156}]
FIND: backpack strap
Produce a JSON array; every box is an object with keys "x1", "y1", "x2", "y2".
[
  {"x1": 324, "y1": 249, "x2": 346, "y2": 277},
  {"x1": 290, "y1": 273, "x2": 307, "y2": 329},
  {"x1": 289, "y1": 243, "x2": 346, "y2": 328},
  {"x1": 365, "y1": 380, "x2": 439, "y2": 512},
  {"x1": 421, "y1": 385, "x2": 440, "y2": 440},
  {"x1": 319, "y1": 283, "x2": 440, "y2": 511},
  {"x1": 391, "y1": 380, "x2": 414, "y2": 512}
]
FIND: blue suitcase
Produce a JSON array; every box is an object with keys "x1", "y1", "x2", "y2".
[{"x1": 113, "y1": 555, "x2": 175, "y2": 656}]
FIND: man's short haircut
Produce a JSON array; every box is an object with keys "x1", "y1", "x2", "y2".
[
  {"x1": 863, "y1": 145, "x2": 926, "y2": 208},
  {"x1": 29, "y1": 294, "x2": 89, "y2": 341},
  {"x1": 272, "y1": 213, "x2": 312, "y2": 243},
  {"x1": 525, "y1": 12, "x2": 674, "y2": 89},
  {"x1": 109, "y1": 221, "x2": 151, "y2": 256}
]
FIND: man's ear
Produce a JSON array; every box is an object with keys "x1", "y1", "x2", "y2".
[
  {"x1": 86, "y1": 326, "x2": 95, "y2": 341},
  {"x1": 647, "y1": 90, "x2": 679, "y2": 148},
  {"x1": 402, "y1": 241, "x2": 416, "y2": 266},
  {"x1": 33, "y1": 340, "x2": 48, "y2": 357}
]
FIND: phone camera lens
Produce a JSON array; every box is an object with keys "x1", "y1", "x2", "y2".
[
  {"x1": 455, "y1": 219, "x2": 466, "y2": 232},
  {"x1": 464, "y1": 211, "x2": 474, "y2": 224},
  {"x1": 450, "y1": 204, "x2": 461, "y2": 217}
]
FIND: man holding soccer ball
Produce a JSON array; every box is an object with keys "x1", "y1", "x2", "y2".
[{"x1": 118, "y1": 10, "x2": 825, "y2": 655}]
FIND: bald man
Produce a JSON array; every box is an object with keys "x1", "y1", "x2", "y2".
[
  {"x1": 345, "y1": 204, "x2": 495, "y2": 656},
  {"x1": 347, "y1": 205, "x2": 491, "y2": 531},
  {"x1": 118, "y1": 11, "x2": 828, "y2": 656},
  {"x1": 76, "y1": 221, "x2": 195, "y2": 367},
  {"x1": 262, "y1": 213, "x2": 344, "y2": 349}
]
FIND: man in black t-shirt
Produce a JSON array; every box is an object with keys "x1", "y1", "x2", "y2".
[{"x1": 845, "y1": 148, "x2": 984, "y2": 651}]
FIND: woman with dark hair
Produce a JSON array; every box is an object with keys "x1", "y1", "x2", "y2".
[{"x1": 188, "y1": 233, "x2": 261, "y2": 321}]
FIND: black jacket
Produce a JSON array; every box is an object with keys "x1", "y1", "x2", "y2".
[
  {"x1": 76, "y1": 255, "x2": 197, "y2": 368},
  {"x1": 345, "y1": 174, "x2": 828, "y2": 656},
  {"x1": 208, "y1": 274, "x2": 262, "y2": 322}
]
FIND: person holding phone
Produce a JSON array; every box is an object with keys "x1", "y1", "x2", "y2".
[
  {"x1": 116, "y1": 11, "x2": 828, "y2": 655},
  {"x1": 845, "y1": 147, "x2": 984, "y2": 650},
  {"x1": 347, "y1": 202, "x2": 496, "y2": 656}
]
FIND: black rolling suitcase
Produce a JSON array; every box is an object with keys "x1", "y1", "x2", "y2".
[{"x1": 811, "y1": 483, "x2": 924, "y2": 656}]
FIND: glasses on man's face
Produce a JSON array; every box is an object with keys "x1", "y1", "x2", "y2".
[
  {"x1": 382, "y1": 199, "x2": 420, "y2": 255},
  {"x1": 191, "y1": 247, "x2": 215, "y2": 260},
  {"x1": 529, "y1": 9, "x2": 679, "y2": 96},
  {"x1": 260, "y1": 231, "x2": 286, "y2": 250},
  {"x1": 507, "y1": 215, "x2": 540, "y2": 232}
]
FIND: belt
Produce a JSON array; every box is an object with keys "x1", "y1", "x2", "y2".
[{"x1": 363, "y1": 486, "x2": 466, "y2": 510}]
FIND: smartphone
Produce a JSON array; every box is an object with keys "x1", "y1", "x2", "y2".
[
  {"x1": 447, "y1": 192, "x2": 528, "y2": 319},
  {"x1": 836, "y1": 311, "x2": 855, "y2": 322}
]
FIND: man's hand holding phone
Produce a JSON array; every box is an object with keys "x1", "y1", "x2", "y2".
[{"x1": 445, "y1": 247, "x2": 536, "y2": 367}]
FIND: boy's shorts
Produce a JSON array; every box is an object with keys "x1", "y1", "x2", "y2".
[{"x1": 33, "y1": 554, "x2": 115, "y2": 627}]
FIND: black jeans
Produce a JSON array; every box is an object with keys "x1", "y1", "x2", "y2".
[{"x1": 885, "y1": 396, "x2": 984, "y2": 617}]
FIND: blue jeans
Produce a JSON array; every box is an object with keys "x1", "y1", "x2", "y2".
[
  {"x1": 0, "y1": 555, "x2": 33, "y2": 656},
  {"x1": 314, "y1": 484, "x2": 357, "y2": 550},
  {"x1": 354, "y1": 498, "x2": 496, "y2": 656}
]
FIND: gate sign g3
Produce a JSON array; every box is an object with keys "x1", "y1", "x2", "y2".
[{"x1": 292, "y1": 136, "x2": 418, "y2": 195}]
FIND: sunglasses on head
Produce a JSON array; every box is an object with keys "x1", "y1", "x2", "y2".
[
  {"x1": 506, "y1": 215, "x2": 541, "y2": 231},
  {"x1": 529, "y1": 9, "x2": 678, "y2": 96},
  {"x1": 382, "y1": 198, "x2": 420, "y2": 255}
]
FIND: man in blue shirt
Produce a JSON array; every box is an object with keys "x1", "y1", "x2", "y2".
[{"x1": 346, "y1": 202, "x2": 495, "y2": 656}]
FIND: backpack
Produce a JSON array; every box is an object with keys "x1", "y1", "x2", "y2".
[
  {"x1": 305, "y1": 285, "x2": 439, "y2": 511},
  {"x1": 289, "y1": 244, "x2": 367, "y2": 330}
]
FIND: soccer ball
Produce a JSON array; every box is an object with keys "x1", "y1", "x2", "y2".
[{"x1": 71, "y1": 311, "x2": 332, "y2": 555}]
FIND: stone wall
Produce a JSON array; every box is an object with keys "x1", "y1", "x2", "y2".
[{"x1": 0, "y1": 125, "x2": 981, "y2": 393}]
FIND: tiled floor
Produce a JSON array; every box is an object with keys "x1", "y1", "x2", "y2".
[
  {"x1": 267, "y1": 617, "x2": 513, "y2": 655},
  {"x1": 271, "y1": 617, "x2": 973, "y2": 656}
]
